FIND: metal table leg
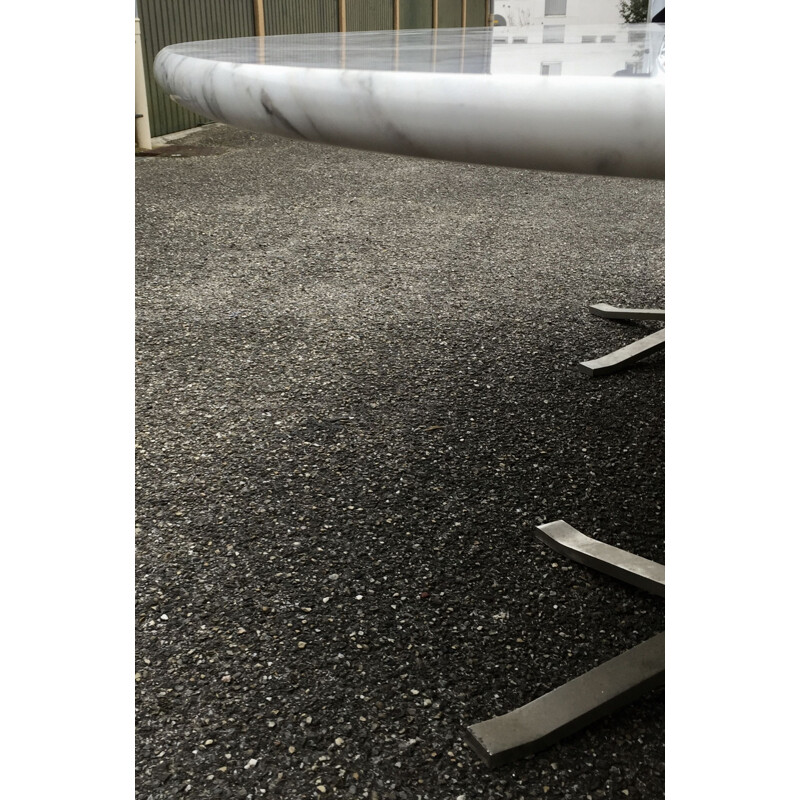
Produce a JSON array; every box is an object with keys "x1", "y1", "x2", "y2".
[
  {"x1": 465, "y1": 521, "x2": 664, "y2": 768},
  {"x1": 578, "y1": 303, "x2": 665, "y2": 376},
  {"x1": 534, "y1": 520, "x2": 664, "y2": 597}
]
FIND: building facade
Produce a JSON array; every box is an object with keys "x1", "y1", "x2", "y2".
[{"x1": 491, "y1": 0, "x2": 624, "y2": 28}]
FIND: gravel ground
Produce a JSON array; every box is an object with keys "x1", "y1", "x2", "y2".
[{"x1": 135, "y1": 123, "x2": 665, "y2": 800}]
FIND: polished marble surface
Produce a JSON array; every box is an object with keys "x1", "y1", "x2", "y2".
[{"x1": 155, "y1": 26, "x2": 664, "y2": 178}]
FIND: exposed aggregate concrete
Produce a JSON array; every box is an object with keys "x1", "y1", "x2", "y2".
[{"x1": 136, "y1": 123, "x2": 665, "y2": 800}]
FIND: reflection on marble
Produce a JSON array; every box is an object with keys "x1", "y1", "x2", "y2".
[{"x1": 155, "y1": 26, "x2": 664, "y2": 179}]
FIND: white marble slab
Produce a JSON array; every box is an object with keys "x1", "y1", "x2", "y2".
[{"x1": 155, "y1": 26, "x2": 664, "y2": 179}]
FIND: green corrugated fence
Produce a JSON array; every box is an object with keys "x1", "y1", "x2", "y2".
[
  {"x1": 137, "y1": 0, "x2": 255, "y2": 138},
  {"x1": 138, "y1": 0, "x2": 491, "y2": 138}
]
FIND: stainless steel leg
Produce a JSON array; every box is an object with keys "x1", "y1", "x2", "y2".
[
  {"x1": 535, "y1": 520, "x2": 664, "y2": 597},
  {"x1": 578, "y1": 327, "x2": 665, "y2": 376},
  {"x1": 465, "y1": 522, "x2": 664, "y2": 768},
  {"x1": 588, "y1": 302, "x2": 665, "y2": 321},
  {"x1": 465, "y1": 633, "x2": 664, "y2": 768},
  {"x1": 579, "y1": 303, "x2": 665, "y2": 376}
]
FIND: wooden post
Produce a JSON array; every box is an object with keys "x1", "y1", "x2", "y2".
[
  {"x1": 433, "y1": 0, "x2": 439, "y2": 29},
  {"x1": 485, "y1": 0, "x2": 491, "y2": 26},
  {"x1": 461, "y1": 0, "x2": 467, "y2": 28},
  {"x1": 338, "y1": 0, "x2": 346, "y2": 33},
  {"x1": 393, "y1": 0, "x2": 400, "y2": 30},
  {"x1": 253, "y1": 0, "x2": 265, "y2": 36}
]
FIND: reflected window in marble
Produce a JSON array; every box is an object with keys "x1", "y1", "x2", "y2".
[
  {"x1": 543, "y1": 25, "x2": 565, "y2": 43},
  {"x1": 540, "y1": 61, "x2": 562, "y2": 76},
  {"x1": 582, "y1": 35, "x2": 597, "y2": 43},
  {"x1": 601, "y1": 34, "x2": 616, "y2": 43}
]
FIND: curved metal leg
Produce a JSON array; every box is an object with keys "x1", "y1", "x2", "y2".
[
  {"x1": 579, "y1": 304, "x2": 665, "y2": 376},
  {"x1": 465, "y1": 633, "x2": 664, "y2": 768},
  {"x1": 465, "y1": 521, "x2": 664, "y2": 768},
  {"x1": 535, "y1": 520, "x2": 664, "y2": 597},
  {"x1": 588, "y1": 302, "x2": 665, "y2": 321}
]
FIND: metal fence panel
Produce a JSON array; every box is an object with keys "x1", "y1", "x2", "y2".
[
  {"x1": 466, "y1": 0, "x2": 486, "y2": 26},
  {"x1": 346, "y1": 0, "x2": 394, "y2": 31},
  {"x1": 263, "y1": 0, "x2": 338, "y2": 35},
  {"x1": 138, "y1": 0, "x2": 255, "y2": 137},
  {"x1": 437, "y1": 0, "x2": 462, "y2": 28},
  {"x1": 399, "y1": 0, "x2": 433, "y2": 28}
]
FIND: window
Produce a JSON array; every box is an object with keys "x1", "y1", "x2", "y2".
[
  {"x1": 512, "y1": 36, "x2": 528, "y2": 44},
  {"x1": 545, "y1": 0, "x2": 567, "y2": 15},
  {"x1": 600, "y1": 35, "x2": 616, "y2": 43},
  {"x1": 628, "y1": 31, "x2": 646, "y2": 43},
  {"x1": 624, "y1": 61, "x2": 646, "y2": 74},
  {"x1": 540, "y1": 62, "x2": 562, "y2": 75},
  {"x1": 543, "y1": 25, "x2": 565, "y2": 43},
  {"x1": 581, "y1": 35, "x2": 597, "y2": 43}
]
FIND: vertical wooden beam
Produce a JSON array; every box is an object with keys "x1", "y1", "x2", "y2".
[
  {"x1": 485, "y1": 0, "x2": 491, "y2": 26},
  {"x1": 338, "y1": 0, "x2": 346, "y2": 33},
  {"x1": 253, "y1": 0, "x2": 265, "y2": 36},
  {"x1": 433, "y1": 0, "x2": 439, "y2": 29},
  {"x1": 393, "y1": 0, "x2": 400, "y2": 69},
  {"x1": 461, "y1": 0, "x2": 467, "y2": 28}
]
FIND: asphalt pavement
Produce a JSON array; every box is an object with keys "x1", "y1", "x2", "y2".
[{"x1": 135, "y1": 122, "x2": 665, "y2": 800}]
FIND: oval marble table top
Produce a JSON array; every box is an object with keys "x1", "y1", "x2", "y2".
[{"x1": 155, "y1": 26, "x2": 664, "y2": 179}]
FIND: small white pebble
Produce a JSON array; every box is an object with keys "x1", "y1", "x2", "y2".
[
  {"x1": 298, "y1": 641, "x2": 307, "y2": 649},
  {"x1": 245, "y1": 758, "x2": 258, "y2": 769},
  {"x1": 335, "y1": 737, "x2": 344, "y2": 746}
]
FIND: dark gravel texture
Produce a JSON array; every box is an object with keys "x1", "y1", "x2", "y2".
[{"x1": 135, "y1": 123, "x2": 665, "y2": 800}]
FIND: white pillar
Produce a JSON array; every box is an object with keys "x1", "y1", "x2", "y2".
[{"x1": 135, "y1": 18, "x2": 153, "y2": 150}]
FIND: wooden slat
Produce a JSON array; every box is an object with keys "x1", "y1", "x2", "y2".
[{"x1": 253, "y1": 0, "x2": 265, "y2": 36}]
